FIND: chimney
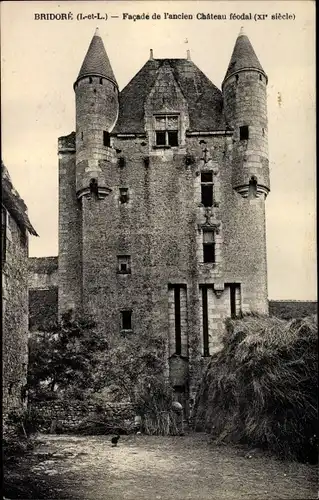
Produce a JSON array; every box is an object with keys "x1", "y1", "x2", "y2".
[
  {"x1": 150, "y1": 49, "x2": 154, "y2": 60},
  {"x1": 187, "y1": 49, "x2": 191, "y2": 61}
]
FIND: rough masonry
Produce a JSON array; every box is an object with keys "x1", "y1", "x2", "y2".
[{"x1": 29, "y1": 28, "x2": 271, "y2": 409}]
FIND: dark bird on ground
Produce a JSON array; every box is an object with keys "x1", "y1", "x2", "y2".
[{"x1": 111, "y1": 435, "x2": 120, "y2": 447}]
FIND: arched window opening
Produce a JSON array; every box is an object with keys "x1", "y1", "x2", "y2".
[
  {"x1": 248, "y1": 176, "x2": 258, "y2": 198},
  {"x1": 89, "y1": 178, "x2": 99, "y2": 197}
]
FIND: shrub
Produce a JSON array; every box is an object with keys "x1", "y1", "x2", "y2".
[
  {"x1": 3, "y1": 409, "x2": 35, "y2": 463},
  {"x1": 194, "y1": 314, "x2": 318, "y2": 463}
]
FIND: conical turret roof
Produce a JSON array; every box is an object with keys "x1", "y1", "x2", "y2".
[
  {"x1": 76, "y1": 28, "x2": 117, "y2": 85},
  {"x1": 223, "y1": 28, "x2": 266, "y2": 83}
]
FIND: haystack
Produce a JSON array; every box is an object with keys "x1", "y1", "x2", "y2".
[{"x1": 194, "y1": 315, "x2": 318, "y2": 462}]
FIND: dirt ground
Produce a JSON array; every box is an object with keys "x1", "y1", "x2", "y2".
[{"x1": 6, "y1": 433, "x2": 318, "y2": 500}]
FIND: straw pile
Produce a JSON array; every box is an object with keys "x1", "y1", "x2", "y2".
[{"x1": 194, "y1": 315, "x2": 318, "y2": 463}]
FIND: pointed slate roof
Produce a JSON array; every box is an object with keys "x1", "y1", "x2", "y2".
[
  {"x1": 113, "y1": 58, "x2": 227, "y2": 134},
  {"x1": 223, "y1": 29, "x2": 266, "y2": 83},
  {"x1": 76, "y1": 28, "x2": 117, "y2": 85}
]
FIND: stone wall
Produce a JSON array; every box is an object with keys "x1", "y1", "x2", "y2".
[
  {"x1": 3, "y1": 210, "x2": 29, "y2": 420},
  {"x1": 29, "y1": 400, "x2": 136, "y2": 433},
  {"x1": 28, "y1": 256, "x2": 58, "y2": 288}
]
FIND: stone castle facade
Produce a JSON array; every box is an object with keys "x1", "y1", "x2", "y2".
[{"x1": 29, "y1": 28, "x2": 270, "y2": 403}]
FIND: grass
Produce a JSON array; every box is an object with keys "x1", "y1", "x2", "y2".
[{"x1": 194, "y1": 314, "x2": 318, "y2": 463}]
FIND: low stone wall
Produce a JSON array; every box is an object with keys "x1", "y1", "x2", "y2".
[{"x1": 29, "y1": 400, "x2": 136, "y2": 433}]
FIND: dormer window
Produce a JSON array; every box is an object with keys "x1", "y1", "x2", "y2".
[{"x1": 154, "y1": 115, "x2": 179, "y2": 147}]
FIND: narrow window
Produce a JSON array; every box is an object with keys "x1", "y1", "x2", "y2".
[
  {"x1": 236, "y1": 74, "x2": 239, "y2": 82},
  {"x1": 103, "y1": 131, "x2": 110, "y2": 147},
  {"x1": 259, "y1": 74, "x2": 262, "y2": 81},
  {"x1": 229, "y1": 283, "x2": 241, "y2": 318},
  {"x1": 240, "y1": 125, "x2": 249, "y2": 141},
  {"x1": 174, "y1": 286, "x2": 182, "y2": 355},
  {"x1": 1, "y1": 206, "x2": 7, "y2": 264},
  {"x1": 20, "y1": 227, "x2": 27, "y2": 247},
  {"x1": 119, "y1": 188, "x2": 129, "y2": 204},
  {"x1": 100, "y1": 78, "x2": 103, "y2": 84},
  {"x1": 203, "y1": 230, "x2": 215, "y2": 263},
  {"x1": 89, "y1": 77, "x2": 93, "y2": 84},
  {"x1": 202, "y1": 286, "x2": 209, "y2": 357},
  {"x1": 201, "y1": 172, "x2": 213, "y2": 207},
  {"x1": 81, "y1": 131, "x2": 83, "y2": 140},
  {"x1": 248, "y1": 176, "x2": 258, "y2": 198},
  {"x1": 117, "y1": 255, "x2": 131, "y2": 274},
  {"x1": 121, "y1": 310, "x2": 132, "y2": 330},
  {"x1": 89, "y1": 178, "x2": 98, "y2": 196}
]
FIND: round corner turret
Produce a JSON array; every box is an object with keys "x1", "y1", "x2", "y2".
[
  {"x1": 222, "y1": 31, "x2": 270, "y2": 197},
  {"x1": 74, "y1": 30, "x2": 119, "y2": 200}
]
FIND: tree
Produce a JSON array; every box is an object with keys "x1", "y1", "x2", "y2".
[{"x1": 28, "y1": 311, "x2": 109, "y2": 400}]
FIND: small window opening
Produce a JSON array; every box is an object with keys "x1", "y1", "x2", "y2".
[
  {"x1": 121, "y1": 310, "x2": 132, "y2": 330},
  {"x1": 89, "y1": 77, "x2": 93, "y2": 84},
  {"x1": 89, "y1": 178, "x2": 99, "y2": 196},
  {"x1": 201, "y1": 172, "x2": 213, "y2": 207},
  {"x1": 262, "y1": 128, "x2": 265, "y2": 136},
  {"x1": 248, "y1": 176, "x2": 258, "y2": 198},
  {"x1": 203, "y1": 230, "x2": 215, "y2": 263},
  {"x1": 259, "y1": 74, "x2": 262, "y2": 81},
  {"x1": 118, "y1": 255, "x2": 131, "y2": 274},
  {"x1": 81, "y1": 131, "x2": 83, "y2": 140},
  {"x1": 240, "y1": 125, "x2": 249, "y2": 141},
  {"x1": 93, "y1": 88, "x2": 97, "y2": 93},
  {"x1": 100, "y1": 78, "x2": 103, "y2": 84},
  {"x1": 236, "y1": 74, "x2": 239, "y2": 82},
  {"x1": 103, "y1": 131, "x2": 110, "y2": 147},
  {"x1": 229, "y1": 283, "x2": 241, "y2": 318},
  {"x1": 119, "y1": 188, "x2": 129, "y2": 204}
]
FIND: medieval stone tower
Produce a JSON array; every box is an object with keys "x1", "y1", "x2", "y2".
[{"x1": 57, "y1": 27, "x2": 270, "y2": 403}]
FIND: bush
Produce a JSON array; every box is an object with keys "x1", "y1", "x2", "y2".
[
  {"x1": 134, "y1": 376, "x2": 181, "y2": 435},
  {"x1": 194, "y1": 314, "x2": 318, "y2": 463},
  {"x1": 3, "y1": 409, "x2": 35, "y2": 463}
]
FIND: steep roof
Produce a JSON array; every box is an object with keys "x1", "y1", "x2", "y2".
[
  {"x1": 76, "y1": 28, "x2": 117, "y2": 85},
  {"x1": 223, "y1": 29, "x2": 266, "y2": 83},
  {"x1": 1, "y1": 162, "x2": 38, "y2": 236},
  {"x1": 113, "y1": 58, "x2": 227, "y2": 134}
]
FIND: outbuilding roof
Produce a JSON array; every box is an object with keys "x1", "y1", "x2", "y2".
[{"x1": 2, "y1": 162, "x2": 38, "y2": 236}]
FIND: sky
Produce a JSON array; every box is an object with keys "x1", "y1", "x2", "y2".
[{"x1": 1, "y1": 1, "x2": 316, "y2": 300}]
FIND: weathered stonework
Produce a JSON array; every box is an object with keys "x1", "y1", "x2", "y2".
[
  {"x1": 29, "y1": 30, "x2": 271, "y2": 410},
  {"x1": 2, "y1": 163, "x2": 37, "y2": 422}
]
